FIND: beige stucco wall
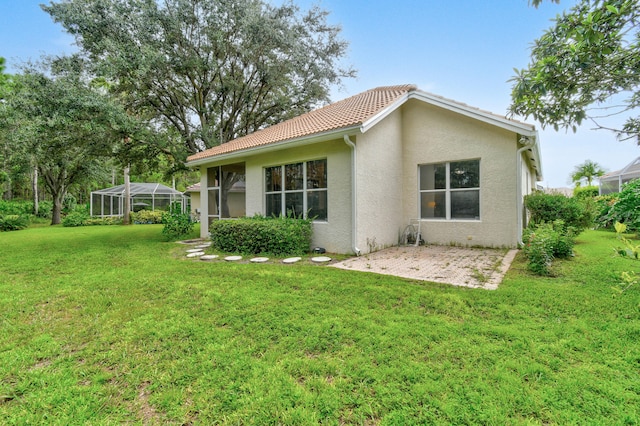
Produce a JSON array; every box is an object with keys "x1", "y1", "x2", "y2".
[
  {"x1": 197, "y1": 139, "x2": 353, "y2": 253},
  {"x1": 400, "y1": 99, "x2": 520, "y2": 248},
  {"x1": 353, "y1": 108, "x2": 405, "y2": 253}
]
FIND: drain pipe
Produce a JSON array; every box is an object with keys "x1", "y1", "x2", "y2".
[
  {"x1": 517, "y1": 136, "x2": 536, "y2": 246},
  {"x1": 344, "y1": 135, "x2": 362, "y2": 256}
]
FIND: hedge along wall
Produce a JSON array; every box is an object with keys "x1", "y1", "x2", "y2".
[{"x1": 209, "y1": 216, "x2": 313, "y2": 256}]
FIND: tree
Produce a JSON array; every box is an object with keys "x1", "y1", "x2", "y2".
[
  {"x1": 510, "y1": 0, "x2": 640, "y2": 142},
  {"x1": 6, "y1": 57, "x2": 138, "y2": 224},
  {"x1": 43, "y1": 0, "x2": 355, "y2": 156},
  {"x1": 570, "y1": 159, "x2": 606, "y2": 186}
]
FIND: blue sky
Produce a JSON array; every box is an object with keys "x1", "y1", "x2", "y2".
[{"x1": 2, "y1": 0, "x2": 638, "y2": 188}]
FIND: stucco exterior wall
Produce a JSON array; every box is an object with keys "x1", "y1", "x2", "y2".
[
  {"x1": 354, "y1": 109, "x2": 405, "y2": 253},
  {"x1": 197, "y1": 140, "x2": 353, "y2": 253},
  {"x1": 400, "y1": 100, "x2": 520, "y2": 248}
]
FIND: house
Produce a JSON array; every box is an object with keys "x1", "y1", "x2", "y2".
[
  {"x1": 186, "y1": 85, "x2": 542, "y2": 254},
  {"x1": 599, "y1": 157, "x2": 640, "y2": 195}
]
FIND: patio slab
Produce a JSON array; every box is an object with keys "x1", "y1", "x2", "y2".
[{"x1": 330, "y1": 245, "x2": 518, "y2": 290}]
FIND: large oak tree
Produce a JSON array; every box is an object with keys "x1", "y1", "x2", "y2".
[{"x1": 43, "y1": 0, "x2": 355, "y2": 156}]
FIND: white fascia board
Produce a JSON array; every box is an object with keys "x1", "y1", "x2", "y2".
[{"x1": 186, "y1": 125, "x2": 361, "y2": 168}]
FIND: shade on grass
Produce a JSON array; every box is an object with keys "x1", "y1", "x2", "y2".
[{"x1": 0, "y1": 225, "x2": 638, "y2": 424}]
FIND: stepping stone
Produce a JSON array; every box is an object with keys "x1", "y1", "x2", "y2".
[
  {"x1": 186, "y1": 252, "x2": 205, "y2": 258},
  {"x1": 224, "y1": 255, "x2": 243, "y2": 262},
  {"x1": 250, "y1": 257, "x2": 269, "y2": 263},
  {"x1": 311, "y1": 256, "x2": 332, "y2": 263},
  {"x1": 186, "y1": 248, "x2": 204, "y2": 253},
  {"x1": 200, "y1": 255, "x2": 219, "y2": 261},
  {"x1": 282, "y1": 257, "x2": 302, "y2": 264},
  {"x1": 195, "y1": 243, "x2": 211, "y2": 249}
]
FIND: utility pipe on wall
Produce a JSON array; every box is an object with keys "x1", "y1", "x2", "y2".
[
  {"x1": 344, "y1": 135, "x2": 362, "y2": 256},
  {"x1": 516, "y1": 136, "x2": 536, "y2": 246}
]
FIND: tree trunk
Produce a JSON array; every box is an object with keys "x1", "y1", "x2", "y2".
[
  {"x1": 32, "y1": 166, "x2": 39, "y2": 216},
  {"x1": 51, "y1": 191, "x2": 64, "y2": 225}
]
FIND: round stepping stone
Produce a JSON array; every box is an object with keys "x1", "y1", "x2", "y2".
[
  {"x1": 250, "y1": 257, "x2": 269, "y2": 263},
  {"x1": 195, "y1": 243, "x2": 211, "y2": 249},
  {"x1": 282, "y1": 257, "x2": 302, "y2": 264},
  {"x1": 186, "y1": 252, "x2": 205, "y2": 258},
  {"x1": 186, "y1": 248, "x2": 203, "y2": 253},
  {"x1": 200, "y1": 255, "x2": 219, "y2": 261},
  {"x1": 224, "y1": 255, "x2": 243, "y2": 262},
  {"x1": 311, "y1": 256, "x2": 332, "y2": 263}
]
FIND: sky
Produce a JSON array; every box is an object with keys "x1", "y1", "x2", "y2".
[{"x1": 2, "y1": 0, "x2": 639, "y2": 189}]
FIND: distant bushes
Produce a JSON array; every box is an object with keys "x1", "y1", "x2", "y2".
[
  {"x1": 130, "y1": 210, "x2": 164, "y2": 224},
  {"x1": 209, "y1": 215, "x2": 313, "y2": 255}
]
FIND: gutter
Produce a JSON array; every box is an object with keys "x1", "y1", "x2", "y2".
[
  {"x1": 517, "y1": 136, "x2": 537, "y2": 246},
  {"x1": 343, "y1": 135, "x2": 362, "y2": 256}
]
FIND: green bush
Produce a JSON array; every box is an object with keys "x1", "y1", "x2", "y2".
[
  {"x1": 84, "y1": 217, "x2": 123, "y2": 226},
  {"x1": 0, "y1": 214, "x2": 29, "y2": 232},
  {"x1": 596, "y1": 179, "x2": 640, "y2": 231},
  {"x1": 0, "y1": 200, "x2": 53, "y2": 219},
  {"x1": 62, "y1": 207, "x2": 89, "y2": 227},
  {"x1": 573, "y1": 185, "x2": 599, "y2": 200},
  {"x1": 522, "y1": 220, "x2": 576, "y2": 275},
  {"x1": 524, "y1": 191, "x2": 591, "y2": 232},
  {"x1": 161, "y1": 209, "x2": 194, "y2": 240},
  {"x1": 130, "y1": 210, "x2": 164, "y2": 224},
  {"x1": 209, "y1": 215, "x2": 313, "y2": 255}
]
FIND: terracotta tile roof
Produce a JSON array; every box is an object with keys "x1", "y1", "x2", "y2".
[{"x1": 187, "y1": 84, "x2": 417, "y2": 162}]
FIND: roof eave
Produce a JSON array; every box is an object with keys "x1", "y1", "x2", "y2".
[{"x1": 186, "y1": 125, "x2": 362, "y2": 168}]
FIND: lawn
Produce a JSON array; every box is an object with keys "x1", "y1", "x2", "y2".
[{"x1": 0, "y1": 225, "x2": 639, "y2": 425}]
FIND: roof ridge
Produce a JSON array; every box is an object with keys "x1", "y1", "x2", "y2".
[{"x1": 187, "y1": 84, "x2": 417, "y2": 162}]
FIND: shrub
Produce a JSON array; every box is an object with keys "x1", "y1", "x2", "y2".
[
  {"x1": 209, "y1": 215, "x2": 313, "y2": 256},
  {"x1": 524, "y1": 191, "x2": 591, "y2": 232},
  {"x1": 62, "y1": 207, "x2": 89, "y2": 227},
  {"x1": 596, "y1": 179, "x2": 640, "y2": 232},
  {"x1": 522, "y1": 220, "x2": 576, "y2": 275},
  {"x1": 0, "y1": 214, "x2": 29, "y2": 232},
  {"x1": 130, "y1": 210, "x2": 164, "y2": 224},
  {"x1": 573, "y1": 185, "x2": 599, "y2": 200},
  {"x1": 84, "y1": 217, "x2": 123, "y2": 226},
  {"x1": 161, "y1": 209, "x2": 194, "y2": 240}
]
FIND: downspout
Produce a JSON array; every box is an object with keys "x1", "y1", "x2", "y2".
[
  {"x1": 517, "y1": 136, "x2": 536, "y2": 246},
  {"x1": 344, "y1": 135, "x2": 362, "y2": 256}
]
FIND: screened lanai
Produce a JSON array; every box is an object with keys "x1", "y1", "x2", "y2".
[
  {"x1": 599, "y1": 157, "x2": 640, "y2": 195},
  {"x1": 90, "y1": 183, "x2": 189, "y2": 217}
]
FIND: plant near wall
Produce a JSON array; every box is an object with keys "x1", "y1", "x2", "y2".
[
  {"x1": 522, "y1": 220, "x2": 576, "y2": 275},
  {"x1": 209, "y1": 215, "x2": 312, "y2": 255},
  {"x1": 161, "y1": 204, "x2": 194, "y2": 240},
  {"x1": 524, "y1": 191, "x2": 591, "y2": 232}
]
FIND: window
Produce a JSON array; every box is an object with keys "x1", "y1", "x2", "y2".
[
  {"x1": 419, "y1": 160, "x2": 480, "y2": 220},
  {"x1": 206, "y1": 163, "x2": 246, "y2": 228},
  {"x1": 265, "y1": 159, "x2": 327, "y2": 221}
]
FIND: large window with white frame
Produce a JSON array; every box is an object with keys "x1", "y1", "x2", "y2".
[
  {"x1": 419, "y1": 159, "x2": 480, "y2": 220},
  {"x1": 265, "y1": 159, "x2": 327, "y2": 221}
]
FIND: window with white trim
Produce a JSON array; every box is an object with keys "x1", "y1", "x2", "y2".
[
  {"x1": 419, "y1": 159, "x2": 480, "y2": 220},
  {"x1": 265, "y1": 159, "x2": 327, "y2": 221}
]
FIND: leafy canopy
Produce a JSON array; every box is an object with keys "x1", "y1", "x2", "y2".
[
  {"x1": 5, "y1": 57, "x2": 142, "y2": 223},
  {"x1": 43, "y1": 0, "x2": 355, "y2": 155},
  {"x1": 510, "y1": 0, "x2": 640, "y2": 142}
]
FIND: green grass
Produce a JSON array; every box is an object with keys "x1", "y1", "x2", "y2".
[{"x1": 1, "y1": 225, "x2": 639, "y2": 425}]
